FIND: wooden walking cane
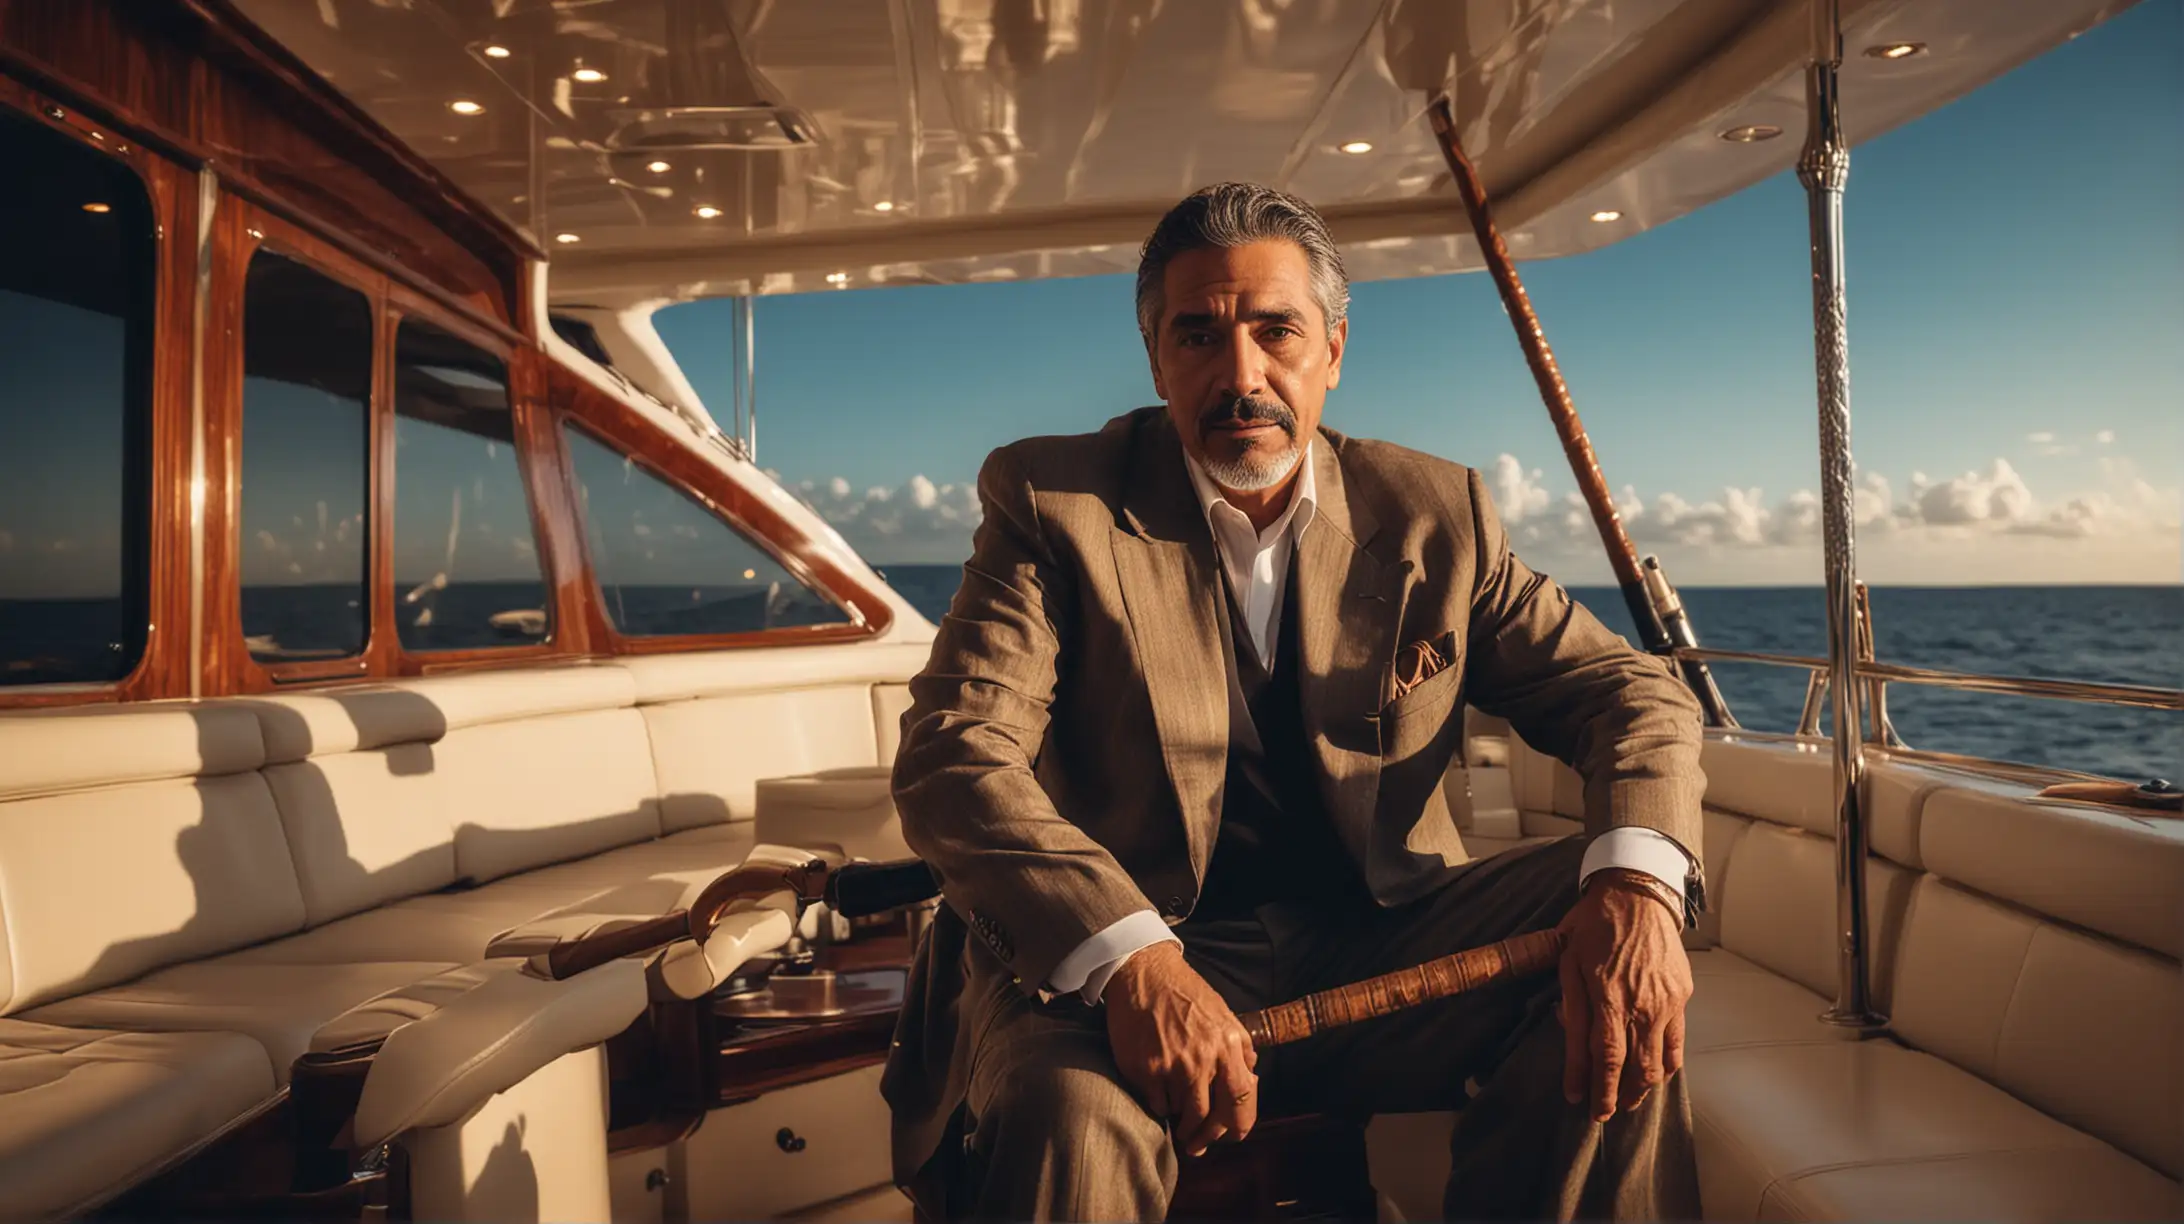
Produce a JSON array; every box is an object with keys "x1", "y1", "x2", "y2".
[
  {"x1": 1236, "y1": 928, "x2": 1567, "y2": 1048},
  {"x1": 1423, "y1": 96, "x2": 1738, "y2": 731}
]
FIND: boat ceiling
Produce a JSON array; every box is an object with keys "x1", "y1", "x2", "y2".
[{"x1": 229, "y1": 0, "x2": 2137, "y2": 308}]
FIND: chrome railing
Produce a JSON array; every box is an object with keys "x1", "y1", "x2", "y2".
[{"x1": 1672, "y1": 645, "x2": 2184, "y2": 721}]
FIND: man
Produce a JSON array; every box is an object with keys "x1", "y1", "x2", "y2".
[{"x1": 884, "y1": 182, "x2": 1706, "y2": 1221}]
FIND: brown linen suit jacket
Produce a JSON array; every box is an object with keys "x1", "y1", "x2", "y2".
[{"x1": 882, "y1": 406, "x2": 1705, "y2": 1185}]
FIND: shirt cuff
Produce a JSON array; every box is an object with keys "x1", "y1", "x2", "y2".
[
  {"x1": 1045, "y1": 909, "x2": 1182, "y2": 1004},
  {"x1": 1580, "y1": 827, "x2": 1694, "y2": 924}
]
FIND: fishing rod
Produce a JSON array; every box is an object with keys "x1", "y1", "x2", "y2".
[{"x1": 1424, "y1": 96, "x2": 1737, "y2": 730}]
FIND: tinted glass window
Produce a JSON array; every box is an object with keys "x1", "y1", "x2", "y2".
[
  {"x1": 239, "y1": 252, "x2": 373, "y2": 662},
  {"x1": 391, "y1": 319, "x2": 549, "y2": 651},
  {"x1": 0, "y1": 110, "x2": 155, "y2": 687},
  {"x1": 564, "y1": 426, "x2": 849, "y2": 636}
]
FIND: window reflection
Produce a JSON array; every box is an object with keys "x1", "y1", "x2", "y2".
[
  {"x1": 392, "y1": 320, "x2": 549, "y2": 651},
  {"x1": 563, "y1": 426, "x2": 848, "y2": 636},
  {"x1": 239, "y1": 251, "x2": 372, "y2": 662},
  {"x1": 0, "y1": 110, "x2": 154, "y2": 687}
]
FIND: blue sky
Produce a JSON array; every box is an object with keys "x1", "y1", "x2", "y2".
[{"x1": 659, "y1": 1, "x2": 2181, "y2": 584}]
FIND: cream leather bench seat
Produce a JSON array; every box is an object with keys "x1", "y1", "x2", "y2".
[
  {"x1": 0, "y1": 643, "x2": 926, "y2": 1217},
  {"x1": 0, "y1": 704, "x2": 338, "y2": 1219},
  {"x1": 1650, "y1": 736, "x2": 2181, "y2": 1219}
]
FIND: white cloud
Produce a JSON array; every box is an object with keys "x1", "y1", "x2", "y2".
[
  {"x1": 2027, "y1": 431, "x2": 2055, "y2": 444},
  {"x1": 1488, "y1": 453, "x2": 1551, "y2": 524},
  {"x1": 784, "y1": 452, "x2": 2181, "y2": 582},
  {"x1": 2096, "y1": 429, "x2": 2116, "y2": 445},
  {"x1": 785, "y1": 472, "x2": 984, "y2": 563},
  {"x1": 1910, "y1": 459, "x2": 2034, "y2": 526}
]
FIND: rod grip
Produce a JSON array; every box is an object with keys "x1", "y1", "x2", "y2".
[
  {"x1": 824, "y1": 859, "x2": 941, "y2": 919},
  {"x1": 1238, "y1": 928, "x2": 1567, "y2": 1048}
]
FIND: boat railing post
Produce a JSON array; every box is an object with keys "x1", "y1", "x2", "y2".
[
  {"x1": 1799, "y1": 0, "x2": 1883, "y2": 1032},
  {"x1": 1855, "y1": 583, "x2": 1900, "y2": 746}
]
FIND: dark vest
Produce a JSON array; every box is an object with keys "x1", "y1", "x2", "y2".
[{"x1": 1191, "y1": 566, "x2": 1368, "y2": 921}]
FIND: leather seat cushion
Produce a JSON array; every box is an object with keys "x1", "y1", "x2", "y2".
[
  {"x1": 1684, "y1": 950, "x2": 1844, "y2": 1056},
  {"x1": 21, "y1": 960, "x2": 455, "y2": 1084},
  {"x1": 1690, "y1": 1031, "x2": 2178, "y2": 1220},
  {"x1": 481, "y1": 825, "x2": 757, "y2": 894},
  {"x1": 0, "y1": 1020, "x2": 274, "y2": 1219}
]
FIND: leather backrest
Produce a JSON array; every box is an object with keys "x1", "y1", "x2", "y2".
[
  {"x1": 1917, "y1": 784, "x2": 2183, "y2": 960},
  {"x1": 1893, "y1": 875, "x2": 2182, "y2": 1179},
  {"x1": 621, "y1": 643, "x2": 928, "y2": 833},
  {"x1": 0, "y1": 705, "x2": 305, "y2": 1013},
  {"x1": 240, "y1": 665, "x2": 656, "y2": 908},
  {"x1": 643, "y1": 688, "x2": 881, "y2": 831},
  {"x1": 1715, "y1": 820, "x2": 1917, "y2": 1011}
]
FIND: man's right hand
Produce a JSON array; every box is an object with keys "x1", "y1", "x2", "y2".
[{"x1": 1103, "y1": 941, "x2": 1259, "y2": 1156}]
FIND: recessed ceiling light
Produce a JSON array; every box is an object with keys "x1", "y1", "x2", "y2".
[
  {"x1": 742, "y1": 569, "x2": 757, "y2": 580},
  {"x1": 1589, "y1": 209, "x2": 1622, "y2": 223},
  {"x1": 450, "y1": 99, "x2": 485, "y2": 116},
  {"x1": 482, "y1": 45, "x2": 511, "y2": 59},
  {"x1": 1863, "y1": 42, "x2": 1926, "y2": 60},
  {"x1": 81, "y1": 202, "x2": 111, "y2": 214},
  {"x1": 646, "y1": 160, "x2": 672, "y2": 173},
  {"x1": 693, "y1": 205, "x2": 723, "y2": 219},
  {"x1": 873, "y1": 201, "x2": 895, "y2": 212},
  {"x1": 826, "y1": 271, "x2": 849, "y2": 285},
  {"x1": 1719, "y1": 123, "x2": 1783, "y2": 143},
  {"x1": 554, "y1": 232, "x2": 581, "y2": 244},
  {"x1": 1338, "y1": 140, "x2": 1373, "y2": 155},
  {"x1": 572, "y1": 66, "x2": 607, "y2": 83}
]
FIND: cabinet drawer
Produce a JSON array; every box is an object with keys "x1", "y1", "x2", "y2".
[{"x1": 682, "y1": 1064, "x2": 893, "y2": 1220}]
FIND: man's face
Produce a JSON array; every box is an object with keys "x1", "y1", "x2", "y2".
[{"x1": 1148, "y1": 240, "x2": 1346, "y2": 493}]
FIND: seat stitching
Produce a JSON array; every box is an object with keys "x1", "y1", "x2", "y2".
[
  {"x1": 1989, "y1": 922, "x2": 2044, "y2": 1074},
  {"x1": 1779, "y1": 1138, "x2": 2106, "y2": 1184}
]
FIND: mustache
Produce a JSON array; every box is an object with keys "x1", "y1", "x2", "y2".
[{"x1": 1199, "y1": 393, "x2": 1297, "y2": 436}]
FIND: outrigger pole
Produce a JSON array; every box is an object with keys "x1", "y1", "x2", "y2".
[
  {"x1": 1423, "y1": 98, "x2": 1737, "y2": 729},
  {"x1": 1797, "y1": 0, "x2": 1882, "y2": 1031}
]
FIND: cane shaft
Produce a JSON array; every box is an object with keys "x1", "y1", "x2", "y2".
[{"x1": 1238, "y1": 928, "x2": 1566, "y2": 1049}]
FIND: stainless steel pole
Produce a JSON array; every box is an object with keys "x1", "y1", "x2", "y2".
[
  {"x1": 742, "y1": 293, "x2": 759, "y2": 463},
  {"x1": 1799, "y1": 0, "x2": 1881, "y2": 1031}
]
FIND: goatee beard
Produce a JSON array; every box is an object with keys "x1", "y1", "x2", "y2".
[{"x1": 1198, "y1": 394, "x2": 1301, "y2": 492}]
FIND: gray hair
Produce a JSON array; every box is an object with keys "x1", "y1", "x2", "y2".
[{"x1": 1134, "y1": 182, "x2": 1350, "y2": 342}]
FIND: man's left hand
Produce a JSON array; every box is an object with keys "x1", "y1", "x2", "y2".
[{"x1": 1555, "y1": 869, "x2": 1693, "y2": 1122}]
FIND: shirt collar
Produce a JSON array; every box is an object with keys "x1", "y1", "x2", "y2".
[{"x1": 1183, "y1": 439, "x2": 1318, "y2": 544}]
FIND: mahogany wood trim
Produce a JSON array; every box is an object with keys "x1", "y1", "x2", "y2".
[
  {"x1": 711, "y1": 1011, "x2": 898, "y2": 1105},
  {"x1": 214, "y1": 203, "x2": 391, "y2": 695},
  {"x1": 381, "y1": 295, "x2": 572, "y2": 676},
  {"x1": 551, "y1": 377, "x2": 897, "y2": 652},
  {"x1": 0, "y1": 82, "x2": 191, "y2": 708},
  {"x1": 513, "y1": 347, "x2": 602, "y2": 660}
]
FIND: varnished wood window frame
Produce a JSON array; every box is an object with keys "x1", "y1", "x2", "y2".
[
  {"x1": 212, "y1": 203, "x2": 386, "y2": 689},
  {"x1": 548, "y1": 378, "x2": 892, "y2": 654},
  {"x1": 380, "y1": 284, "x2": 567, "y2": 677},
  {"x1": 0, "y1": 80, "x2": 193, "y2": 708}
]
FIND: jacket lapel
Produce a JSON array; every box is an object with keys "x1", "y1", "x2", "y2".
[
  {"x1": 1291, "y1": 437, "x2": 1404, "y2": 858},
  {"x1": 1111, "y1": 416, "x2": 1228, "y2": 881}
]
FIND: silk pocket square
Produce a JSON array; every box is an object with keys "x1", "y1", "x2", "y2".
[{"x1": 1391, "y1": 630, "x2": 1458, "y2": 699}]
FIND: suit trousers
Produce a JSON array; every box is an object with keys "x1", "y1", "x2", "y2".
[{"x1": 942, "y1": 836, "x2": 1700, "y2": 1221}]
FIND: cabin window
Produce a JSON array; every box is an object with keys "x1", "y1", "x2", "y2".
[
  {"x1": 391, "y1": 318, "x2": 550, "y2": 651},
  {"x1": 562, "y1": 426, "x2": 850, "y2": 637},
  {"x1": 239, "y1": 252, "x2": 374, "y2": 663},
  {"x1": 0, "y1": 110, "x2": 155, "y2": 688}
]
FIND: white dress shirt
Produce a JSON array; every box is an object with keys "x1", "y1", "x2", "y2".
[{"x1": 1043, "y1": 444, "x2": 1691, "y2": 1004}]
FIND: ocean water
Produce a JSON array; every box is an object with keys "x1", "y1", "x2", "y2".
[{"x1": 874, "y1": 565, "x2": 2182, "y2": 784}]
